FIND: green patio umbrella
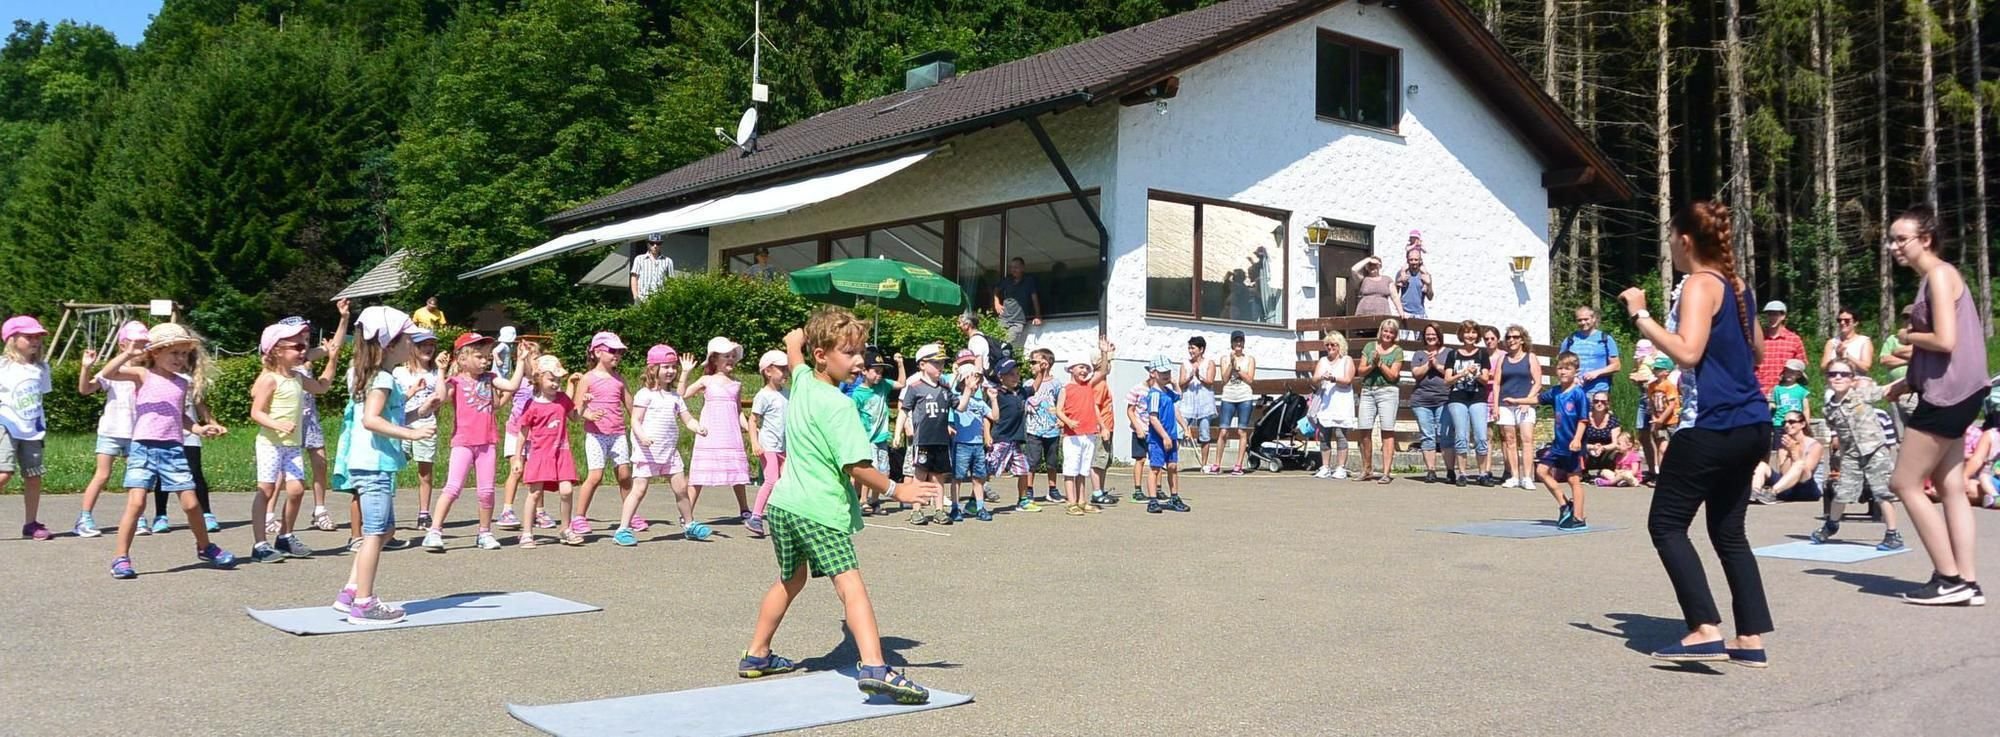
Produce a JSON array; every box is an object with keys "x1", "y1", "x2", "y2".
[{"x1": 787, "y1": 256, "x2": 964, "y2": 316}]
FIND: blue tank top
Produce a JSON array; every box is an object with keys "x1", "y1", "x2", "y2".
[
  {"x1": 1690, "y1": 272, "x2": 1771, "y2": 431},
  {"x1": 1498, "y1": 353, "x2": 1534, "y2": 400}
]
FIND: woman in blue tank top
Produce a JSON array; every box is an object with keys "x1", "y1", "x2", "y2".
[{"x1": 1617, "y1": 200, "x2": 1774, "y2": 668}]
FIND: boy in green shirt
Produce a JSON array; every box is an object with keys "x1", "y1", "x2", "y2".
[{"x1": 736, "y1": 307, "x2": 942, "y2": 704}]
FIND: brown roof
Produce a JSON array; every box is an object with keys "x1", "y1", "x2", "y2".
[{"x1": 549, "y1": 0, "x2": 1628, "y2": 227}]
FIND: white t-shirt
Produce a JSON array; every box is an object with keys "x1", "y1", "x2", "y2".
[
  {"x1": 752, "y1": 386, "x2": 788, "y2": 454},
  {"x1": 393, "y1": 366, "x2": 440, "y2": 429},
  {"x1": 0, "y1": 359, "x2": 52, "y2": 441},
  {"x1": 96, "y1": 376, "x2": 138, "y2": 438},
  {"x1": 967, "y1": 332, "x2": 993, "y2": 371}
]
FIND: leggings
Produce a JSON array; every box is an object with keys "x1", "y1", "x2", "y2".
[
  {"x1": 440, "y1": 444, "x2": 498, "y2": 509},
  {"x1": 153, "y1": 445, "x2": 212, "y2": 516},
  {"x1": 1318, "y1": 426, "x2": 1350, "y2": 452},
  {"x1": 752, "y1": 451, "x2": 785, "y2": 517},
  {"x1": 1647, "y1": 423, "x2": 1774, "y2": 634}
]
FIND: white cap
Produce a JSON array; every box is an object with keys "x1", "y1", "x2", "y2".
[
  {"x1": 705, "y1": 336, "x2": 743, "y2": 360},
  {"x1": 758, "y1": 349, "x2": 789, "y2": 371},
  {"x1": 1762, "y1": 300, "x2": 1788, "y2": 313},
  {"x1": 913, "y1": 342, "x2": 947, "y2": 363}
]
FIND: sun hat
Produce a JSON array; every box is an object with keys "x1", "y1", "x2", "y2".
[
  {"x1": 119, "y1": 321, "x2": 150, "y2": 344},
  {"x1": 1762, "y1": 300, "x2": 1788, "y2": 313},
  {"x1": 259, "y1": 322, "x2": 311, "y2": 355},
  {"x1": 1651, "y1": 355, "x2": 1674, "y2": 370},
  {"x1": 534, "y1": 354, "x2": 567, "y2": 378},
  {"x1": 1066, "y1": 354, "x2": 1094, "y2": 371},
  {"x1": 2, "y1": 316, "x2": 48, "y2": 342},
  {"x1": 646, "y1": 344, "x2": 678, "y2": 366},
  {"x1": 144, "y1": 322, "x2": 201, "y2": 352},
  {"x1": 1783, "y1": 358, "x2": 1806, "y2": 373},
  {"x1": 705, "y1": 336, "x2": 743, "y2": 360},
  {"x1": 1149, "y1": 354, "x2": 1176, "y2": 373},
  {"x1": 914, "y1": 343, "x2": 947, "y2": 363},
  {"x1": 1633, "y1": 338, "x2": 1656, "y2": 359},
  {"x1": 1408, "y1": 229, "x2": 1422, "y2": 240},
  {"x1": 498, "y1": 326, "x2": 518, "y2": 344},
  {"x1": 758, "y1": 350, "x2": 789, "y2": 371},
  {"x1": 590, "y1": 331, "x2": 627, "y2": 353},
  {"x1": 453, "y1": 332, "x2": 493, "y2": 351},
  {"x1": 356, "y1": 306, "x2": 420, "y2": 349}
]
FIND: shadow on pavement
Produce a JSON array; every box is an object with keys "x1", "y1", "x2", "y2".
[
  {"x1": 800, "y1": 621, "x2": 962, "y2": 675},
  {"x1": 1569, "y1": 613, "x2": 1725, "y2": 674},
  {"x1": 1801, "y1": 568, "x2": 1913, "y2": 598}
]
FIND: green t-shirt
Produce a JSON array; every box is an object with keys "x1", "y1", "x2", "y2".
[
  {"x1": 1772, "y1": 382, "x2": 1809, "y2": 426},
  {"x1": 770, "y1": 365, "x2": 877, "y2": 533},
  {"x1": 1878, "y1": 336, "x2": 1908, "y2": 383},
  {"x1": 1361, "y1": 342, "x2": 1403, "y2": 388},
  {"x1": 850, "y1": 378, "x2": 892, "y2": 444}
]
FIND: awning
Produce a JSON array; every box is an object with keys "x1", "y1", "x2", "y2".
[
  {"x1": 577, "y1": 251, "x2": 630, "y2": 289},
  {"x1": 461, "y1": 148, "x2": 936, "y2": 279},
  {"x1": 332, "y1": 249, "x2": 411, "y2": 300}
]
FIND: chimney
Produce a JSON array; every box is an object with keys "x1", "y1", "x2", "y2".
[{"x1": 904, "y1": 50, "x2": 958, "y2": 92}]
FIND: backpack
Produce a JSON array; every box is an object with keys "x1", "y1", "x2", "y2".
[
  {"x1": 978, "y1": 332, "x2": 1016, "y2": 372},
  {"x1": 1559, "y1": 330, "x2": 1613, "y2": 360}
]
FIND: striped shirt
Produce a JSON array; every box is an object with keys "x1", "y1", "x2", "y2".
[{"x1": 630, "y1": 252, "x2": 674, "y2": 300}]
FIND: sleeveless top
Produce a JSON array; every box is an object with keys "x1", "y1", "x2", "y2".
[
  {"x1": 1497, "y1": 353, "x2": 1534, "y2": 401},
  {"x1": 131, "y1": 370, "x2": 189, "y2": 443},
  {"x1": 1180, "y1": 358, "x2": 1217, "y2": 418},
  {"x1": 1219, "y1": 353, "x2": 1255, "y2": 403},
  {"x1": 259, "y1": 373, "x2": 304, "y2": 447},
  {"x1": 1689, "y1": 272, "x2": 1771, "y2": 430},
  {"x1": 1908, "y1": 271, "x2": 1991, "y2": 406}
]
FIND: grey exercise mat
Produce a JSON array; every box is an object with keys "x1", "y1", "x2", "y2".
[
  {"x1": 246, "y1": 591, "x2": 599, "y2": 635},
  {"x1": 1754, "y1": 540, "x2": 1910, "y2": 564},
  {"x1": 507, "y1": 670, "x2": 973, "y2": 737},
  {"x1": 1424, "y1": 519, "x2": 1620, "y2": 539}
]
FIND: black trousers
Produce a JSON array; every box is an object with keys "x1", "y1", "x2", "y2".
[
  {"x1": 1647, "y1": 423, "x2": 1774, "y2": 634},
  {"x1": 152, "y1": 445, "x2": 212, "y2": 517}
]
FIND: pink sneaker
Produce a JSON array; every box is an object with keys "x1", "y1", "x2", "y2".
[
  {"x1": 533, "y1": 511, "x2": 557, "y2": 529},
  {"x1": 568, "y1": 516, "x2": 590, "y2": 535},
  {"x1": 630, "y1": 516, "x2": 650, "y2": 532}
]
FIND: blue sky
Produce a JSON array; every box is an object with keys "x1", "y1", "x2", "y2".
[{"x1": 9, "y1": 0, "x2": 163, "y2": 46}]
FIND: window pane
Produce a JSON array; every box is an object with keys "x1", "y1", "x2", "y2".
[
  {"x1": 1005, "y1": 197, "x2": 1102, "y2": 316},
  {"x1": 732, "y1": 240, "x2": 818, "y2": 276},
  {"x1": 871, "y1": 221, "x2": 947, "y2": 274},
  {"x1": 1198, "y1": 204, "x2": 1285, "y2": 325},
  {"x1": 1356, "y1": 48, "x2": 1394, "y2": 128},
  {"x1": 1146, "y1": 199, "x2": 1196, "y2": 314},
  {"x1": 957, "y1": 214, "x2": 1003, "y2": 315},
  {"x1": 1315, "y1": 38, "x2": 1353, "y2": 120}
]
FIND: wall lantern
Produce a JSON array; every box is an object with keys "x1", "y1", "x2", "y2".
[
  {"x1": 1509, "y1": 253, "x2": 1535, "y2": 280},
  {"x1": 1304, "y1": 218, "x2": 1335, "y2": 248}
]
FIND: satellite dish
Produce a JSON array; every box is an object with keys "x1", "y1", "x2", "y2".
[{"x1": 733, "y1": 107, "x2": 759, "y2": 149}]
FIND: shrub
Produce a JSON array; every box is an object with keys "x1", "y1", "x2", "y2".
[
  {"x1": 203, "y1": 355, "x2": 265, "y2": 426},
  {"x1": 43, "y1": 361, "x2": 98, "y2": 434}
]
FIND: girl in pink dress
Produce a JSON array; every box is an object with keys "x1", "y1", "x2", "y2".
[
  {"x1": 685, "y1": 336, "x2": 752, "y2": 523},
  {"x1": 518, "y1": 355, "x2": 582, "y2": 547}
]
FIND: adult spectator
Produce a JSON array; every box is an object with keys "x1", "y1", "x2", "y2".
[
  {"x1": 1214, "y1": 330, "x2": 1258, "y2": 475},
  {"x1": 1559, "y1": 306, "x2": 1622, "y2": 396},
  {"x1": 412, "y1": 296, "x2": 447, "y2": 330},
  {"x1": 1579, "y1": 390, "x2": 1626, "y2": 474},
  {"x1": 1395, "y1": 232, "x2": 1433, "y2": 319},
  {"x1": 1312, "y1": 332, "x2": 1357, "y2": 479},
  {"x1": 991, "y1": 258, "x2": 1043, "y2": 354},
  {"x1": 1820, "y1": 307, "x2": 1874, "y2": 372},
  {"x1": 957, "y1": 315, "x2": 999, "y2": 373},
  {"x1": 1356, "y1": 318, "x2": 1404, "y2": 484},
  {"x1": 746, "y1": 248, "x2": 782, "y2": 280},
  {"x1": 1754, "y1": 300, "x2": 1806, "y2": 394},
  {"x1": 1878, "y1": 305, "x2": 1918, "y2": 430},
  {"x1": 1180, "y1": 336, "x2": 1220, "y2": 474},
  {"x1": 629, "y1": 233, "x2": 675, "y2": 302},
  {"x1": 1490, "y1": 325, "x2": 1542, "y2": 489},
  {"x1": 1752, "y1": 410, "x2": 1823, "y2": 504},
  {"x1": 1352, "y1": 256, "x2": 1399, "y2": 318},
  {"x1": 1409, "y1": 324, "x2": 1450, "y2": 483},
  {"x1": 1444, "y1": 320, "x2": 1494, "y2": 486}
]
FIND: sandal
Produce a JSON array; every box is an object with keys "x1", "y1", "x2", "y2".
[
  {"x1": 856, "y1": 664, "x2": 930, "y2": 704},
  {"x1": 1376, "y1": 475, "x2": 1392, "y2": 485},
  {"x1": 738, "y1": 651, "x2": 800, "y2": 679}
]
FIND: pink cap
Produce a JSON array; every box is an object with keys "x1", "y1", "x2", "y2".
[
  {"x1": 259, "y1": 322, "x2": 311, "y2": 355},
  {"x1": 646, "y1": 344, "x2": 678, "y2": 366},
  {"x1": 589, "y1": 331, "x2": 627, "y2": 353},
  {"x1": 1408, "y1": 229, "x2": 1423, "y2": 239},
  {"x1": 2, "y1": 316, "x2": 47, "y2": 342},
  {"x1": 119, "y1": 321, "x2": 150, "y2": 343}
]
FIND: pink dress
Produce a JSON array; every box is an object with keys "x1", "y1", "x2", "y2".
[
  {"x1": 519, "y1": 394, "x2": 578, "y2": 487},
  {"x1": 689, "y1": 376, "x2": 751, "y2": 486}
]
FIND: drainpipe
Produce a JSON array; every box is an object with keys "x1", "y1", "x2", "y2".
[{"x1": 1024, "y1": 115, "x2": 1110, "y2": 337}]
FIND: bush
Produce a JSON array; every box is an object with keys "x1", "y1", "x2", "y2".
[
  {"x1": 43, "y1": 361, "x2": 98, "y2": 434},
  {"x1": 203, "y1": 355, "x2": 265, "y2": 426}
]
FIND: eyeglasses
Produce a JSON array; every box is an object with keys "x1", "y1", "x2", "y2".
[{"x1": 1827, "y1": 371, "x2": 1854, "y2": 378}]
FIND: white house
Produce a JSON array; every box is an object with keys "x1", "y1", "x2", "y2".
[{"x1": 469, "y1": 0, "x2": 1628, "y2": 439}]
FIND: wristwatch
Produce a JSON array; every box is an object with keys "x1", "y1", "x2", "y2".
[{"x1": 1630, "y1": 309, "x2": 1652, "y2": 323}]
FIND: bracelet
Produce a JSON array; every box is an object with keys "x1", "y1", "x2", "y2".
[{"x1": 886, "y1": 480, "x2": 899, "y2": 499}]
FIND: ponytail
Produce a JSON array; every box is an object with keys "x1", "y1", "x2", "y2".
[{"x1": 1675, "y1": 199, "x2": 1756, "y2": 356}]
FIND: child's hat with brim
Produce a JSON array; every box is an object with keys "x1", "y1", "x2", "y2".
[
  {"x1": 706, "y1": 336, "x2": 743, "y2": 360},
  {"x1": 534, "y1": 354, "x2": 567, "y2": 378},
  {"x1": 145, "y1": 323, "x2": 201, "y2": 352}
]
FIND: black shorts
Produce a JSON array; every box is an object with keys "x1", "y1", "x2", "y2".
[
  {"x1": 1130, "y1": 433, "x2": 1148, "y2": 460},
  {"x1": 912, "y1": 444, "x2": 954, "y2": 476},
  {"x1": 1906, "y1": 388, "x2": 1990, "y2": 440},
  {"x1": 1023, "y1": 435, "x2": 1060, "y2": 473}
]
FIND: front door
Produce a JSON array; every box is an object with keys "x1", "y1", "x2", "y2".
[{"x1": 1317, "y1": 242, "x2": 1368, "y2": 319}]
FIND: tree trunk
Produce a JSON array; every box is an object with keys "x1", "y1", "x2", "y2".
[
  {"x1": 1725, "y1": 0, "x2": 1755, "y2": 282},
  {"x1": 1920, "y1": 0, "x2": 1940, "y2": 208},
  {"x1": 1543, "y1": 0, "x2": 1560, "y2": 99},
  {"x1": 1877, "y1": 0, "x2": 1895, "y2": 335},
  {"x1": 1657, "y1": 0, "x2": 1674, "y2": 290},
  {"x1": 1486, "y1": 0, "x2": 1501, "y2": 33},
  {"x1": 1972, "y1": 0, "x2": 1992, "y2": 334},
  {"x1": 1815, "y1": 4, "x2": 1840, "y2": 335}
]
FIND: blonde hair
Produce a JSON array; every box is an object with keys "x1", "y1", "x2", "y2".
[
  {"x1": 350, "y1": 336, "x2": 402, "y2": 403},
  {"x1": 804, "y1": 306, "x2": 869, "y2": 362},
  {"x1": 643, "y1": 361, "x2": 677, "y2": 391},
  {"x1": 1324, "y1": 332, "x2": 1349, "y2": 358},
  {"x1": 1378, "y1": 317, "x2": 1400, "y2": 335}
]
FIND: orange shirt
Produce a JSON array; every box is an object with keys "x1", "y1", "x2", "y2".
[
  {"x1": 1093, "y1": 380, "x2": 1112, "y2": 433},
  {"x1": 1061, "y1": 382, "x2": 1100, "y2": 436}
]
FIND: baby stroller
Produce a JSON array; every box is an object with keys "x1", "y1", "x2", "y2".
[{"x1": 1248, "y1": 390, "x2": 1320, "y2": 473}]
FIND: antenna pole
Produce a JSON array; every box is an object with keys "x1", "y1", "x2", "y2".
[{"x1": 750, "y1": 0, "x2": 761, "y2": 91}]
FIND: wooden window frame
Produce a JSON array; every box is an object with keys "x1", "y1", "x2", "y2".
[
  {"x1": 1314, "y1": 30, "x2": 1402, "y2": 134},
  {"x1": 1143, "y1": 189, "x2": 1291, "y2": 329}
]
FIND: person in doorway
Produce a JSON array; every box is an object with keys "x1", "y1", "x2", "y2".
[
  {"x1": 629, "y1": 233, "x2": 675, "y2": 303},
  {"x1": 1214, "y1": 330, "x2": 1257, "y2": 475},
  {"x1": 1619, "y1": 198, "x2": 1773, "y2": 666},
  {"x1": 1559, "y1": 306, "x2": 1623, "y2": 397},
  {"x1": 1395, "y1": 233, "x2": 1433, "y2": 319},
  {"x1": 1820, "y1": 307, "x2": 1874, "y2": 372},
  {"x1": 1753, "y1": 300, "x2": 1806, "y2": 395},
  {"x1": 411, "y1": 297, "x2": 447, "y2": 330},
  {"x1": 746, "y1": 248, "x2": 782, "y2": 280},
  {"x1": 991, "y1": 258, "x2": 1043, "y2": 355},
  {"x1": 1352, "y1": 256, "x2": 1400, "y2": 318}
]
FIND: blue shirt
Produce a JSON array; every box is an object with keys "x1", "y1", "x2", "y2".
[
  {"x1": 1398, "y1": 271, "x2": 1428, "y2": 317},
  {"x1": 1559, "y1": 329, "x2": 1621, "y2": 396},
  {"x1": 1546, "y1": 383, "x2": 1589, "y2": 456},
  {"x1": 1146, "y1": 385, "x2": 1181, "y2": 442},
  {"x1": 1690, "y1": 274, "x2": 1771, "y2": 430},
  {"x1": 950, "y1": 388, "x2": 990, "y2": 445}
]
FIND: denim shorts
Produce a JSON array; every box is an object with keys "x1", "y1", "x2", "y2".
[
  {"x1": 951, "y1": 442, "x2": 989, "y2": 480},
  {"x1": 351, "y1": 469, "x2": 397, "y2": 535},
  {"x1": 1219, "y1": 400, "x2": 1254, "y2": 429},
  {"x1": 123, "y1": 440, "x2": 192, "y2": 492},
  {"x1": 95, "y1": 434, "x2": 132, "y2": 458},
  {"x1": 1187, "y1": 416, "x2": 1213, "y2": 444}
]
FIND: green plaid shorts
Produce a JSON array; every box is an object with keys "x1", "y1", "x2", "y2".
[{"x1": 768, "y1": 506, "x2": 858, "y2": 579}]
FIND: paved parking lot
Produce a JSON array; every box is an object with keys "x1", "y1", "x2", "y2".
[{"x1": 4, "y1": 474, "x2": 1997, "y2": 736}]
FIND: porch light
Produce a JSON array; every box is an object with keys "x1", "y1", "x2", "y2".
[
  {"x1": 1510, "y1": 253, "x2": 1535, "y2": 279},
  {"x1": 1304, "y1": 218, "x2": 1335, "y2": 248}
]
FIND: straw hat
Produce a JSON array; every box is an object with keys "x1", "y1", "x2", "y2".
[{"x1": 145, "y1": 323, "x2": 202, "y2": 352}]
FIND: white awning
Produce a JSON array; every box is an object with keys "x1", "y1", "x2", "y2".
[
  {"x1": 332, "y1": 249, "x2": 411, "y2": 300},
  {"x1": 461, "y1": 148, "x2": 936, "y2": 279}
]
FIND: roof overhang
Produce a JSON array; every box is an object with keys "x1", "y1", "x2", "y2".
[{"x1": 331, "y1": 250, "x2": 411, "y2": 301}]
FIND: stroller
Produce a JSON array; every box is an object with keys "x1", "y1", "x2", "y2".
[{"x1": 1247, "y1": 389, "x2": 1320, "y2": 473}]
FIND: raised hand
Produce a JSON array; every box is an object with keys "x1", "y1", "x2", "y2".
[
  {"x1": 82, "y1": 349, "x2": 99, "y2": 366},
  {"x1": 336, "y1": 298, "x2": 352, "y2": 318}
]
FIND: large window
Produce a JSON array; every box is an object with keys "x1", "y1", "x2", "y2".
[
  {"x1": 992, "y1": 196, "x2": 1102, "y2": 316},
  {"x1": 1315, "y1": 31, "x2": 1398, "y2": 130},
  {"x1": 1145, "y1": 193, "x2": 1287, "y2": 326},
  {"x1": 831, "y1": 220, "x2": 947, "y2": 274},
  {"x1": 726, "y1": 239, "x2": 818, "y2": 276}
]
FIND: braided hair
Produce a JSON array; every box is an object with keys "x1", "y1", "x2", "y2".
[{"x1": 1673, "y1": 199, "x2": 1758, "y2": 360}]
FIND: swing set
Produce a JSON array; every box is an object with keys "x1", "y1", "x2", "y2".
[{"x1": 46, "y1": 301, "x2": 178, "y2": 365}]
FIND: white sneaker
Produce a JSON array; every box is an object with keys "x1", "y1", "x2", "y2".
[
  {"x1": 1518, "y1": 477, "x2": 1535, "y2": 489},
  {"x1": 475, "y1": 532, "x2": 502, "y2": 550},
  {"x1": 1501, "y1": 477, "x2": 1520, "y2": 489},
  {"x1": 1314, "y1": 467, "x2": 1333, "y2": 479},
  {"x1": 422, "y1": 530, "x2": 445, "y2": 550},
  {"x1": 1332, "y1": 466, "x2": 1350, "y2": 480}
]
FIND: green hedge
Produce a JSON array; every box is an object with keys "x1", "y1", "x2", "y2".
[{"x1": 44, "y1": 352, "x2": 351, "y2": 434}]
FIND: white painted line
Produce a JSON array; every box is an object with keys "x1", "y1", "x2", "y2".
[{"x1": 864, "y1": 523, "x2": 952, "y2": 537}]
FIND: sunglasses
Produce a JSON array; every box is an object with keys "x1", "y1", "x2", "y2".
[
  {"x1": 1507, "y1": 335, "x2": 1524, "y2": 340},
  {"x1": 1827, "y1": 371, "x2": 1854, "y2": 378},
  {"x1": 1838, "y1": 318, "x2": 1856, "y2": 324},
  {"x1": 1784, "y1": 419, "x2": 1803, "y2": 426},
  {"x1": 1591, "y1": 399, "x2": 1609, "y2": 405}
]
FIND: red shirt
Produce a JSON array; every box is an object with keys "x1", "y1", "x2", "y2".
[
  {"x1": 1061, "y1": 383, "x2": 1100, "y2": 436},
  {"x1": 1755, "y1": 326, "x2": 1805, "y2": 394}
]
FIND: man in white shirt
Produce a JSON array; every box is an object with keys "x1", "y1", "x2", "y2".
[{"x1": 629, "y1": 233, "x2": 674, "y2": 302}]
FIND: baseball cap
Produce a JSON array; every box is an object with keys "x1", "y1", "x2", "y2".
[
  {"x1": 497, "y1": 326, "x2": 518, "y2": 344},
  {"x1": 914, "y1": 343, "x2": 947, "y2": 363},
  {"x1": 1148, "y1": 354, "x2": 1176, "y2": 373},
  {"x1": 646, "y1": 344, "x2": 678, "y2": 366},
  {"x1": 1762, "y1": 301, "x2": 1788, "y2": 313},
  {"x1": 589, "y1": 331, "x2": 627, "y2": 353},
  {"x1": 534, "y1": 354, "x2": 567, "y2": 378},
  {"x1": 1229, "y1": 330, "x2": 1246, "y2": 344},
  {"x1": 954, "y1": 349, "x2": 978, "y2": 366},
  {"x1": 1651, "y1": 355, "x2": 1674, "y2": 370},
  {"x1": 864, "y1": 345, "x2": 893, "y2": 369},
  {"x1": 647, "y1": 233, "x2": 662, "y2": 243},
  {"x1": 994, "y1": 358, "x2": 1020, "y2": 376},
  {"x1": 409, "y1": 329, "x2": 438, "y2": 344},
  {"x1": 1783, "y1": 358, "x2": 1806, "y2": 372},
  {"x1": 2, "y1": 316, "x2": 47, "y2": 342},
  {"x1": 355, "y1": 306, "x2": 418, "y2": 348},
  {"x1": 259, "y1": 322, "x2": 311, "y2": 355},
  {"x1": 453, "y1": 332, "x2": 493, "y2": 351},
  {"x1": 758, "y1": 349, "x2": 789, "y2": 371}
]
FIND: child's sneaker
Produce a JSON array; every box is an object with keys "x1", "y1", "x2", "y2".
[
  {"x1": 910, "y1": 508, "x2": 930, "y2": 526},
  {"x1": 1048, "y1": 487, "x2": 1066, "y2": 503},
  {"x1": 983, "y1": 488, "x2": 1002, "y2": 503},
  {"x1": 73, "y1": 513, "x2": 101, "y2": 538},
  {"x1": 1131, "y1": 488, "x2": 1149, "y2": 502},
  {"x1": 347, "y1": 536, "x2": 364, "y2": 552},
  {"x1": 1809, "y1": 519, "x2": 1840, "y2": 544},
  {"x1": 1168, "y1": 495, "x2": 1191, "y2": 513},
  {"x1": 568, "y1": 516, "x2": 590, "y2": 535},
  {"x1": 110, "y1": 556, "x2": 136, "y2": 579},
  {"x1": 856, "y1": 664, "x2": 930, "y2": 704},
  {"x1": 1332, "y1": 466, "x2": 1350, "y2": 480},
  {"x1": 415, "y1": 511, "x2": 433, "y2": 531},
  {"x1": 1147, "y1": 498, "x2": 1165, "y2": 514},
  {"x1": 476, "y1": 532, "x2": 503, "y2": 550},
  {"x1": 496, "y1": 508, "x2": 521, "y2": 529},
  {"x1": 133, "y1": 517, "x2": 151, "y2": 536},
  {"x1": 277, "y1": 533, "x2": 313, "y2": 558},
  {"x1": 149, "y1": 515, "x2": 170, "y2": 534},
  {"x1": 264, "y1": 513, "x2": 279, "y2": 535},
  {"x1": 1016, "y1": 498, "x2": 1042, "y2": 513},
  {"x1": 559, "y1": 527, "x2": 584, "y2": 546},
  {"x1": 975, "y1": 505, "x2": 993, "y2": 522},
  {"x1": 203, "y1": 513, "x2": 220, "y2": 532},
  {"x1": 346, "y1": 597, "x2": 406, "y2": 626},
  {"x1": 422, "y1": 529, "x2": 446, "y2": 551},
  {"x1": 946, "y1": 503, "x2": 964, "y2": 524},
  {"x1": 312, "y1": 507, "x2": 336, "y2": 531},
  {"x1": 251, "y1": 542, "x2": 283, "y2": 563},
  {"x1": 197, "y1": 543, "x2": 237, "y2": 568},
  {"x1": 332, "y1": 586, "x2": 357, "y2": 613},
  {"x1": 517, "y1": 534, "x2": 538, "y2": 549},
  {"x1": 1877, "y1": 529, "x2": 1906, "y2": 552},
  {"x1": 737, "y1": 651, "x2": 799, "y2": 679},
  {"x1": 613, "y1": 528, "x2": 638, "y2": 546},
  {"x1": 630, "y1": 516, "x2": 650, "y2": 532},
  {"x1": 533, "y1": 510, "x2": 557, "y2": 529},
  {"x1": 1092, "y1": 490, "x2": 1119, "y2": 506},
  {"x1": 746, "y1": 515, "x2": 767, "y2": 537},
  {"x1": 1557, "y1": 502, "x2": 1574, "y2": 526},
  {"x1": 684, "y1": 522, "x2": 714, "y2": 541}
]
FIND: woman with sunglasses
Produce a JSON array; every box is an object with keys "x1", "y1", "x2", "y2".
[
  {"x1": 1618, "y1": 199, "x2": 1773, "y2": 666},
  {"x1": 1810, "y1": 359, "x2": 1903, "y2": 550},
  {"x1": 1489, "y1": 326, "x2": 1541, "y2": 489},
  {"x1": 1819, "y1": 308, "x2": 1873, "y2": 373},
  {"x1": 1579, "y1": 391, "x2": 1624, "y2": 477},
  {"x1": 1751, "y1": 411, "x2": 1823, "y2": 505}
]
